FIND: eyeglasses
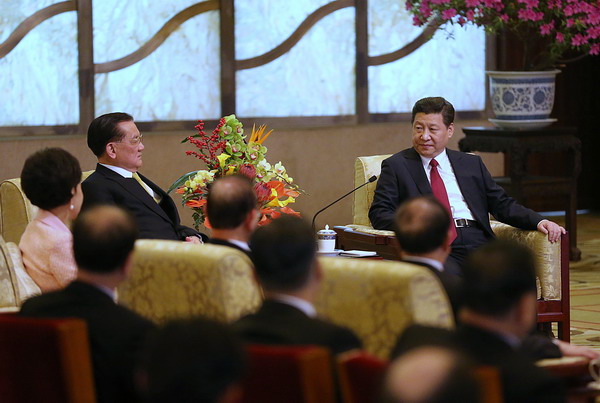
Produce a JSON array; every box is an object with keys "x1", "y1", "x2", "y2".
[{"x1": 114, "y1": 134, "x2": 143, "y2": 145}]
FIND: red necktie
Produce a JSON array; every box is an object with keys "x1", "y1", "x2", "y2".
[{"x1": 430, "y1": 159, "x2": 457, "y2": 244}]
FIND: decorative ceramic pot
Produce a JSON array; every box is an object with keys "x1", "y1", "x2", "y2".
[{"x1": 486, "y1": 70, "x2": 560, "y2": 129}]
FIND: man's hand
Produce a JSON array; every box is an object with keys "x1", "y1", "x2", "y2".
[
  {"x1": 185, "y1": 236, "x2": 202, "y2": 244},
  {"x1": 537, "y1": 219, "x2": 566, "y2": 243},
  {"x1": 555, "y1": 339, "x2": 600, "y2": 360}
]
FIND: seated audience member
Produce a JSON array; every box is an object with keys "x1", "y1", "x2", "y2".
[
  {"x1": 393, "y1": 196, "x2": 599, "y2": 362},
  {"x1": 206, "y1": 174, "x2": 259, "y2": 255},
  {"x1": 20, "y1": 205, "x2": 155, "y2": 403},
  {"x1": 394, "y1": 241, "x2": 565, "y2": 403},
  {"x1": 138, "y1": 317, "x2": 246, "y2": 403},
  {"x1": 233, "y1": 215, "x2": 362, "y2": 355},
  {"x1": 82, "y1": 112, "x2": 204, "y2": 242},
  {"x1": 393, "y1": 196, "x2": 463, "y2": 315},
  {"x1": 19, "y1": 148, "x2": 83, "y2": 292},
  {"x1": 380, "y1": 346, "x2": 480, "y2": 403}
]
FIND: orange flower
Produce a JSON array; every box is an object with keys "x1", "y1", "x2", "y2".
[
  {"x1": 280, "y1": 206, "x2": 301, "y2": 217},
  {"x1": 185, "y1": 199, "x2": 206, "y2": 208}
]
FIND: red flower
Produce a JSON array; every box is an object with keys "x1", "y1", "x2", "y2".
[
  {"x1": 254, "y1": 183, "x2": 273, "y2": 204},
  {"x1": 239, "y1": 164, "x2": 257, "y2": 179}
]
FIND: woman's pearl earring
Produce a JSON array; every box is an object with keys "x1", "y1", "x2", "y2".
[{"x1": 70, "y1": 204, "x2": 74, "y2": 210}]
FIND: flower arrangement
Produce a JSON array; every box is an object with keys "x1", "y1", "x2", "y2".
[
  {"x1": 406, "y1": 0, "x2": 600, "y2": 70},
  {"x1": 169, "y1": 115, "x2": 302, "y2": 229}
]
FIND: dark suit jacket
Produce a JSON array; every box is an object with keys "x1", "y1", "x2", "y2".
[
  {"x1": 403, "y1": 259, "x2": 463, "y2": 317},
  {"x1": 392, "y1": 324, "x2": 565, "y2": 403},
  {"x1": 20, "y1": 281, "x2": 155, "y2": 403},
  {"x1": 207, "y1": 238, "x2": 251, "y2": 258},
  {"x1": 369, "y1": 148, "x2": 543, "y2": 235},
  {"x1": 82, "y1": 164, "x2": 202, "y2": 241},
  {"x1": 233, "y1": 299, "x2": 362, "y2": 355}
]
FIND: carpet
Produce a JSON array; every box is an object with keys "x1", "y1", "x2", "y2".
[{"x1": 569, "y1": 236, "x2": 600, "y2": 352}]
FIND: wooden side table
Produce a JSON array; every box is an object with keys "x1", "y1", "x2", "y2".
[{"x1": 459, "y1": 126, "x2": 582, "y2": 261}]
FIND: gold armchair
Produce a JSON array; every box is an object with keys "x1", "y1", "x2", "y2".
[
  {"x1": 117, "y1": 240, "x2": 262, "y2": 324},
  {"x1": 335, "y1": 155, "x2": 570, "y2": 341},
  {"x1": 315, "y1": 256, "x2": 454, "y2": 358}
]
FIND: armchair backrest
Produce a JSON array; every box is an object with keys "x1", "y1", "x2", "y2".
[
  {"x1": 0, "y1": 236, "x2": 19, "y2": 310},
  {"x1": 315, "y1": 257, "x2": 454, "y2": 358},
  {"x1": 240, "y1": 344, "x2": 336, "y2": 403},
  {"x1": 0, "y1": 316, "x2": 96, "y2": 403},
  {"x1": 118, "y1": 240, "x2": 262, "y2": 324},
  {"x1": 353, "y1": 155, "x2": 391, "y2": 226},
  {"x1": 0, "y1": 235, "x2": 40, "y2": 310},
  {"x1": 337, "y1": 350, "x2": 388, "y2": 403},
  {"x1": 0, "y1": 171, "x2": 93, "y2": 244},
  {"x1": 0, "y1": 178, "x2": 38, "y2": 244}
]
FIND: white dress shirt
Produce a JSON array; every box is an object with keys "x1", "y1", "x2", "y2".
[
  {"x1": 403, "y1": 255, "x2": 445, "y2": 272},
  {"x1": 271, "y1": 293, "x2": 317, "y2": 318},
  {"x1": 420, "y1": 150, "x2": 475, "y2": 220}
]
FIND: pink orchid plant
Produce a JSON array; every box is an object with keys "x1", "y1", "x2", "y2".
[{"x1": 406, "y1": 0, "x2": 600, "y2": 70}]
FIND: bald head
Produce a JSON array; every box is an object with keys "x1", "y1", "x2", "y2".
[
  {"x1": 394, "y1": 196, "x2": 451, "y2": 254},
  {"x1": 381, "y1": 346, "x2": 480, "y2": 403},
  {"x1": 206, "y1": 174, "x2": 257, "y2": 229},
  {"x1": 72, "y1": 205, "x2": 138, "y2": 273}
]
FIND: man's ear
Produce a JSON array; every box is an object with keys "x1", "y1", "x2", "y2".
[
  {"x1": 105, "y1": 142, "x2": 118, "y2": 160},
  {"x1": 447, "y1": 122, "x2": 455, "y2": 138},
  {"x1": 244, "y1": 209, "x2": 260, "y2": 232},
  {"x1": 121, "y1": 251, "x2": 135, "y2": 278}
]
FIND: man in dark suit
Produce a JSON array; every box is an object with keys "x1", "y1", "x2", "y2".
[
  {"x1": 393, "y1": 196, "x2": 599, "y2": 361},
  {"x1": 20, "y1": 205, "x2": 155, "y2": 403},
  {"x1": 369, "y1": 97, "x2": 564, "y2": 272},
  {"x1": 233, "y1": 215, "x2": 362, "y2": 355},
  {"x1": 394, "y1": 241, "x2": 565, "y2": 403},
  {"x1": 81, "y1": 112, "x2": 203, "y2": 242},
  {"x1": 393, "y1": 196, "x2": 463, "y2": 315},
  {"x1": 205, "y1": 174, "x2": 259, "y2": 256}
]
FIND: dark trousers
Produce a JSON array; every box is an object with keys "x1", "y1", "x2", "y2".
[{"x1": 445, "y1": 226, "x2": 490, "y2": 277}]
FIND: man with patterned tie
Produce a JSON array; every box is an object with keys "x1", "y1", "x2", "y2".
[
  {"x1": 369, "y1": 97, "x2": 564, "y2": 275},
  {"x1": 82, "y1": 112, "x2": 204, "y2": 242}
]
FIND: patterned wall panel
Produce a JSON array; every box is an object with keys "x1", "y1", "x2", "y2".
[
  {"x1": 368, "y1": 0, "x2": 485, "y2": 113},
  {"x1": 235, "y1": 0, "x2": 355, "y2": 117},
  {"x1": 93, "y1": 1, "x2": 220, "y2": 121},
  {"x1": 0, "y1": 1, "x2": 78, "y2": 125}
]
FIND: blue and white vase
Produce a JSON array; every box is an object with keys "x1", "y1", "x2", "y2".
[{"x1": 487, "y1": 70, "x2": 560, "y2": 130}]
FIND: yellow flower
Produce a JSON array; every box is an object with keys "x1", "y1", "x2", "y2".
[
  {"x1": 226, "y1": 165, "x2": 236, "y2": 175},
  {"x1": 217, "y1": 153, "x2": 230, "y2": 168}
]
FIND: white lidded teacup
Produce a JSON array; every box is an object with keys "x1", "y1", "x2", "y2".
[{"x1": 317, "y1": 225, "x2": 336, "y2": 253}]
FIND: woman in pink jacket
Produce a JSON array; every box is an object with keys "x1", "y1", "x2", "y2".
[{"x1": 19, "y1": 148, "x2": 83, "y2": 292}]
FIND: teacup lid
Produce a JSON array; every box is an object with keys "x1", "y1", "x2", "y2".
[{"x1": 317, "y1": 224, "x2": 336, "y2": 235}]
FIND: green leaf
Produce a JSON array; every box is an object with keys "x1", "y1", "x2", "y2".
[{"x1": 167, "y1": 171, "x2": 198, "y2": 194}]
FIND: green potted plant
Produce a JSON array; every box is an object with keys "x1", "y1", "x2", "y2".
[{"x1": 406, "y1": 0, "x2": 599, "y2": 128}]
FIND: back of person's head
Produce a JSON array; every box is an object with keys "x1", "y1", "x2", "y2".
[
  {"x1": 20, "y1": 148, "x2": 82, "y2": 210},
  {"x1": 380, "y1": 346, "x2": 481, "y2": 403},
  {"x1": 138, "y1": 317, "x2": 246, "y2": 403},
  {"x1": 462, "y1": 240, "x2": 537, "y2": 318},
  {"x1": 72, "y1": 205, "x2": 138, "y2": 273},
  {"x1": 87, "y1": 112, "x2": 133, "y2": 157},
  {"x1": 207, "y1": 174, "x2": 257, "y2": 229},
  {"x1": 394, "y1": 196, "x2": 450, "y2": 254},
  {"x1": 249, "y1": 215, "x2": 317, "y2": 292},
  {"x1": 411, "y1": 97, "x2": 455, "y2": 127}
]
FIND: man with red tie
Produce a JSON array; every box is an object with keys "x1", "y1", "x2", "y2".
[{"x1": 369, "y1": 97, "x2": 564, "y2": 275}]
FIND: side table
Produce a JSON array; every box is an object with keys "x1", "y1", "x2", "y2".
[{"x1": 459, "y1": 126, "x2": 581, "y2": 261}]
